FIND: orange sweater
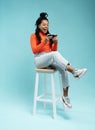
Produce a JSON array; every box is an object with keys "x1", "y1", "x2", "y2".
[{"x1": 30, "y1": 32, "x2": 58, "y2": 54}]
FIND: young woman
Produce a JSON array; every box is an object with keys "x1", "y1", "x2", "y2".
[{"x1": 30, "y1": 12, "x2": 87, "y2": 108}]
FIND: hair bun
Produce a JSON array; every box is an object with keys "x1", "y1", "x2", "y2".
[{"x1": 40, "y1": 12, "x2": 48, "y2": 18}]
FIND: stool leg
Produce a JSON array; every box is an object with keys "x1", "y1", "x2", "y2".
[
  {"x1": 44, "y1": 73, "x2": 47, "y2": 108},
  {"x1": 33, "y1": 72, "x2": 39, "y2": 115},
  {"x1": 51, "y1": 73, "x2": 56, "y2": 119},
  {"x1": 59, "y1": 73, "x2": 63, "y2": 98}
]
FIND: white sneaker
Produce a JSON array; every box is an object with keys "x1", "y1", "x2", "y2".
[
  {"x1": 62, "y1": 96, "x2": 72, "y2": 109},
  {"x1": 73, "y1": 68, "x2": 87, "y2": 79}
]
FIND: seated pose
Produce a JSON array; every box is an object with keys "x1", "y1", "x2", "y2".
[{"x1": 30, "y1": 12, "x2": 87, "y2": 108}]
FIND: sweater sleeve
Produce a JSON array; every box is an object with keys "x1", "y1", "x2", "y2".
[
  {"x1": 30, "y1": 34, "x2": 45, "y2": 54},
  {"x1": 51, "y1": 42, "x2": 58, "y2": 51}
]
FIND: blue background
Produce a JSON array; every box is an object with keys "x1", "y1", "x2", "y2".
[{"x1": 0, "y1": 0, "x2": 95, "y2": 130}]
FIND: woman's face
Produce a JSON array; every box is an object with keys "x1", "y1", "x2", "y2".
[{"x1": 38, "y1": 20, "x2": 49, "y2": 34}]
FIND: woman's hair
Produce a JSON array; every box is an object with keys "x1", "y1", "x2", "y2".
[{"x1": 35, "y1": 12, "x2": 49, "y2": 43}]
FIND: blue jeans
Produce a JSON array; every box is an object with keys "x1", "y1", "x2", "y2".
[{"x1": 34, "y1": 51, "x2": 70, "y2": 89}]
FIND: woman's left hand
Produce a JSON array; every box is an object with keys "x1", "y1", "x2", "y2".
[{"x1": 52, "y1": 35, "x2": 58, "y2": 42}]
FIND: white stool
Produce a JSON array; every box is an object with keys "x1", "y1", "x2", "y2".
[{"x1": 33, "y1": 68, "x2": 62, "y2": 119}]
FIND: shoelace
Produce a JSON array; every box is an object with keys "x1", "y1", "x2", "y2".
[{"x1": 65, "y1": 97, "x2": 70, "y2": 103}]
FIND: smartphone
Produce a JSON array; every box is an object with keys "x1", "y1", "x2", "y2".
[{"x1": 47, "y1": 34, "x2": 57, "y2": 38}]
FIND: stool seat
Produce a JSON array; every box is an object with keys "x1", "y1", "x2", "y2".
[
  {"x1": 36, "y1": 68, "x2": 55, "y2": 73},
  {"x1": 33, "y1": 68, "x2": 62, "y2": 119}
]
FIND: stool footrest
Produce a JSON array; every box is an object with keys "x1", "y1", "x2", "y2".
[
  {"x1": 36, "y1": 94, "x2": 60, "y2": 103},
  {"x1": 36, "y1": 97, "x2": 59, "y2": 103}
]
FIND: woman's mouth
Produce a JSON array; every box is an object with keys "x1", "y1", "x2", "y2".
[{"x1": 42, "y1": 28, "x2": 48, "y2": 33}]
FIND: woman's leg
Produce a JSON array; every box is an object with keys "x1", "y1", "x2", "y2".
[
  {"x1": 35, "y1": 51, "x2": 87, "y2": 78},
  {"x1": 59, "y1": 70, "x2": 72, "y2": 108},
  {"x1": 34, "y1": 51, "x2": 69, "y2": 69},
  {"x1": 63, "y1": 87, "x2": 69, "y2": 97}
]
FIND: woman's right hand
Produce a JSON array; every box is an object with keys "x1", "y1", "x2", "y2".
[{"x1": 44, "y1": 35, "x2": 52, "y2": 43}]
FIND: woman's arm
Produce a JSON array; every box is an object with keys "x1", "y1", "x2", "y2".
[
  {"x1": 51, "y1": 35, "x2": 58, "y2": 51},
  {"x1": 30, "y1": 34, "x2": 47, "y2": 54}
]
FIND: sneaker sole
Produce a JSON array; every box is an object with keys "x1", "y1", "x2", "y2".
[
  {"x1": 75, "y1": 68, "x2": 87, "y2": 79},
  {"x1": 63, "y1": 102, "x2": 72, "y2": 109}
]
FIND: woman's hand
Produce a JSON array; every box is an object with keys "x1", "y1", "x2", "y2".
[
  {"x1": 44, "y1": 34, "x2": 53, "y2": 43},
  {"x1": 44, "y1": 34, "x2": 58, "y2": 43},
  {"x1": 52, "y1": 35, "x2": 58, "y2": 42}
]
